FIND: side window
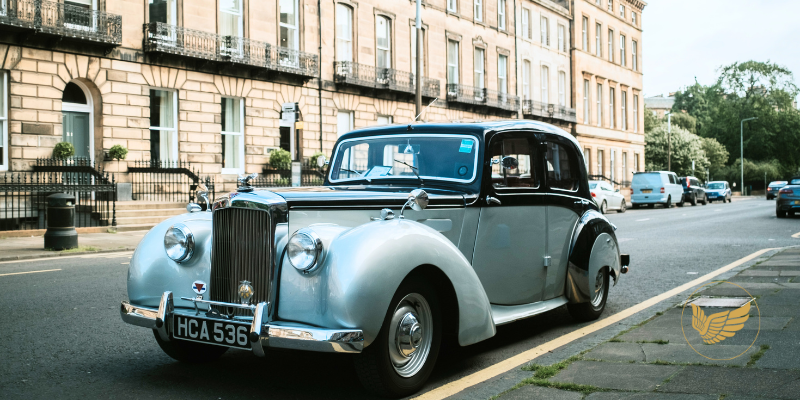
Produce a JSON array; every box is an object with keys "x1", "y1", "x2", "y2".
[
  {"x1": 546, "y1": 141, "x2": 578, "y2": 191},
  {"x1": 668, "y1": 174, "x2": 676, "y2": 184},
  {"x1": 489, "y1": 136, "x2": 537, "y2": 189}
]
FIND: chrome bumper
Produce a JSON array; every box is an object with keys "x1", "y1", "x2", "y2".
[{"x1": 120, "y1": 292, "x2": 364, "y2": 354}]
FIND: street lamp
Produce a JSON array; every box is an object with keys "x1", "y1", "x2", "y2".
[
  {"x1": 740, "y1": 117, "x2": 757, "y2": 195},
  {"x1": 665, "y1": 112, "x2": 672, "y2": 171}
]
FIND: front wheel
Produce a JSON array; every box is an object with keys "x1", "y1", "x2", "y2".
[
  {"x1": 701, "y1": 195, "x2": 708, "y2": 205},
  {"x1": 600, "y1": 200, "x2": 608, "y2": 214},
  {"x1": 354, "y1": 277, "x2": 441, "y2": 398},
  {"x1": 567, "y1": 267, "x2": 609, "y2": 322},
  {"x1": 617, "y1": 200, "x2": 627, "y2": 213},
  {"x1": 153, "y1": 330, "x2": 228, "y2": 363}
]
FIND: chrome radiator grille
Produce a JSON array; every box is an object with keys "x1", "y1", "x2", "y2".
[{"x1": 210, "y1": 207, "x2": 272, "y2": 310}]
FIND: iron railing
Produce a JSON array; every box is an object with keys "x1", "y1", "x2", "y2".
[
  {"x1": 446, "y1": 84, "x2": 520, "y2": 112},
  {"x1": 250, "y1": 160, "x2": 326, "y2": 188},
  {"x1": 144, "y1": 22, "x2": 319, "y2": 78},
  {"x1": 522, "y1": 100, "x2": 577, "y2": 123},
  {"x1": 0, "y1": 171, "x2": 116, "y2": 231},
  {"x1": 333, "y1": 61, "x2": 440, "y2": 98},
  {"x1": 127, "y1": 160, "x2": 215, "y2": 203},
  {"x1": 589, "y1": 174, "x2": 630, "y2": 188},
  {"x1": 0, "y1": 0, "x2": 121, "y2": 45}
]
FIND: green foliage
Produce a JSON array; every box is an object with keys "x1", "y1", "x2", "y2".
[
  {"x1": 644, "y1": 106, "x2": 661, "y2": 133},
  {"x1": 108, "y1": 145, "x2": 128, "y2": 160},
  {"x1": 53, "y1": 142, "x2": 75, "y2": 159},
  {"x1": 269, "y1": 148, "x2": 291, "y2": 168},
  {"x1": 645, "y1": 123, "x2": 708, "y2": 177},
  {"x1": 716, "y1": 159, "x2": 783, "y2": 185},
  {"x1": 668, "y1": 112, "x2": 697, "y2": 134}
]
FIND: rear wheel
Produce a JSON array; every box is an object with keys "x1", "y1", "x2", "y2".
[
  {"x1": 153, "y1": 330, "x2": 228, "y2": 363},
  {"x1": 567, "y1": 267, "x2": 609, "y2": 322},
  {"x1": 665, "y1": 196, "x2": 672, "y2": 208},
  {"x1": 690, "y1": 194, "x2": 697, "y2": 206},
  {"x1": 354, "y1": 277, "x2": 441, "y2": 398},
  {"x1": 600, "y1": 200, "x2": 608, "y2": 214},
  {"x1": 617, "y1": 200, "x2": 627, "y2": 213},
  {"x1": 648, "y1": 203, "x2": 655, "y2": 209}
]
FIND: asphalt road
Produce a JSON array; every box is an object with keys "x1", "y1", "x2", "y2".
[{"x1": 0, "y1": 198, "x2": 797, "y2": 399}]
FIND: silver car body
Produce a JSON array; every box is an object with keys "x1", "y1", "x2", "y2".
[
  {"x1": 589, "y1": 181, "x2": 626, "y2": 211},
  {"x1": 121, "y1": 121, "x2": 626, "y2": 355}
]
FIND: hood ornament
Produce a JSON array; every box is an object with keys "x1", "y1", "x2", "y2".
[
  {"x1": 238, "y1": 280, "x2": 254, "y2": 304},
  {"x1": 237, "y1": 173, "x2": 259, "y2": 192}
]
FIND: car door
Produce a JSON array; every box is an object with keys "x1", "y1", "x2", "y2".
[
  {"x1": 471, "y1": 132, "x2": 547, "y2": 305},
  {"x1": 543, "y1": 138, "x2": 582, "y2": 300},
  {"x1": 605, "y1": 183, "x2": 621, "y2": 209}
]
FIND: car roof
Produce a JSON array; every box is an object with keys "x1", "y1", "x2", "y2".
[
  {"x1": 635, "y1": 171, "x2": 672, "y2": 174},
  {"x1": 337, "y1": 120, "x2": 581, "y2": 149},
  {"x1": 707, "y1": 181, "x2": 727, "y2": 183}
]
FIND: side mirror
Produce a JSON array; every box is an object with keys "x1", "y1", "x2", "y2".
[
  {"x1": 400, "y1": 188, "x2": 429, "y2": 218},
  {"x1": 316, "y1": 155, "x2": 326, "y2": 168},
  {"x1": 501, "y1": 156, "x2": 519, "y2": 170}
]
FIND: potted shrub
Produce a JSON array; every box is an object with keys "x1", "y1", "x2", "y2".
[
  {"x1": 53, "y1": 142, "x2": 75, "y2": 160},
  {"x1": 269, "y1": 148, "x2": 291, "y2": 169},
  {"x1": 108, "y1": 144, "x2": 128, "y2": 171}
]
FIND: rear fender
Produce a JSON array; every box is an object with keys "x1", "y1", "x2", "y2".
[{"x1": 565, "y1": 210, "x2": 620, "y2": 303}]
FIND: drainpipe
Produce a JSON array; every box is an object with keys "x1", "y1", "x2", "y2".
[
  {"x1": 513, "y1": 0, "x2": 520, "y2": 119},
  {"x1": 318, "y1": 0, "x2": 324, "y2": 152},
  {"x1": 569, "y1": 1, "x2": 575, "y2": 134}
]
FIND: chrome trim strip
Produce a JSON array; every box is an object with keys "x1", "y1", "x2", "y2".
[
  {"x1": 155, "y1": 292, "x2": 173, "y2": 341},
  {"x1": 179, "y1": 297, "x2": 258, "y2": 312},
  {"x1": 250, "y1": 302, "x2": 268, "y2": 357},
  {"x1": 491, "y1": 296, "x2": 569, "y2": 326}
]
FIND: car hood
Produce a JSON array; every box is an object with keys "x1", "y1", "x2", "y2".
[{"x1": 246, "y1": 185, "x2": 474, "y2": 209}]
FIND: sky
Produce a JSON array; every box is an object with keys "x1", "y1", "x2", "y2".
[{"x1": 643, "y1": 0, "x2": 800, "y2": 98}]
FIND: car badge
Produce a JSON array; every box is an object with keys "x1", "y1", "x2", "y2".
[
  {"x1": 238, "y1": 280, "x2": 254, "y2": 304},
  {"x1": 192, "y1": 280, "x2": 207, "y2": 295}
]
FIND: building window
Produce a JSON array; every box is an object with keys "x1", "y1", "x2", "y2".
[
  {"x1": 523, "y1": 60, "x2": 531, "y2": 99},
  {"x1": 608, "y1": 29, "x2": 614, "y2": 62},
  {"x1": 149, "y1": 89, "x2": 178, "y2": 162},
  {"x1": 220, "y1": 0, "x2": 242, "y2": 37},
  {"x1": 474, "y1": 47, "x2": 485, "y2": 89},
  {"x1": 632, "y1": 40, "x2": 638, "y2": 71},
  {"x1": 620, "y1": 4, "x2": 625, "y2": 18},
  {"x1": 609, "y1": 87, "x2": 615, "y2": 129},
  {"x1": 335, "y1": 3, "x2": 353, "y2": 62},
  {"x1": 596, "y1": 83, "x2": 602, "y2": 127},
  {"x1": 607, "y1": 0, "x2": 613, "y2": 12},
  {"x1": 447, "y1": 0, "x2": 457, "y2": 13},
  {"x1": 221, "y1": 97, "x2": 244, "y2": 174},
  {"x1": 522, "y1": 8, "x2": 530, "y2": 39},
  {"x1": 595, "y1": 23, "x2": 602, "y2": 57},
  {"x1": 337, "y1": 111, "x2": 353, "y2": 137},
  {"x1": 498, "y1": 0, "x2": 506, "y2": 30},
  {"x1": 632, "y1": 12, "x2": 637, "y2": 26},
  {"x1": 584, "y1": 148, "x2": 591, "y2": 173},
  {"x1": 541, "y1": 66, "x2": 549, "y2": 103},
  {"x1": 610, "y1": 149, "x2": 616, "y2": 181},
  {"x1": 634, "y1": 153, "x2": 640, "y2": 172},
  {"x1": 597, "y1": 149, "x2": 604, "y2": 176},
  {"x1": 411, "y1": 25, "x2": 426, "y2": 78},
  {"x1": 621, "y1": 91, "x2": 627, "y2": 130},
  {"x1": 498, "y1": 54, "x2": 508, "y2": 95},
  {"x1": 582, "y1": 17, "x2": 588, "y2": 51},
  {"x1": 474, "y1": 0, "x2": 482, "y2": 22},
  {"x1": 447, "y1": 39, "x2": 459, "y2": 84},
  {"x1": 557, "y1": 24, "x2": 565, "y2": 52},
  {"x1": 149, "y1": 0, "x2": 176, "y2": 24},
  {"x1": 620, "y1": 34, "x2": 626, "y2": 66},
  {"x1": 279, "y1": 0, "x2": 299, "y2": 50},
  {"x1": 540, "y1": 16, "x2": 549, "y2": 45},
  {"x1": 583, "y1": 79, "x2": 590, "y2": 124},
  {"x1": 376, "y1": 16, "x2": 391, "y2": 69},
  {"x1": 0, "y1": 72, "x2": 6, "y2": 171},
  {"x1": 633, "y1": 94, "x2": 639, "y2": 132},
  {"x1": 558, "y1": 71, "x2": 566, "y2": 106},
  {"x1": 622, "y1": 151, "x2": 628, "y2": 181},
  {"x1": 376, "y1": 115, "x2": 393, "y2": 125}
]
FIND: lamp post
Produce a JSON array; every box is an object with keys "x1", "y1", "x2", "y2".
[
  {"x1": 665, "y1": 112, "x2": 672, "y2": 171},
  {"x1": 740, "y1": 117, "x2": 757, "y2": 196}
]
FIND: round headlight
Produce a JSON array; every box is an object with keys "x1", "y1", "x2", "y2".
[
  {"x1": 164, "y1": 223, "x2": 194, "y2": 262},
  {"x1": 287, "y1": 229, "x2": 323, "y2": 273}
]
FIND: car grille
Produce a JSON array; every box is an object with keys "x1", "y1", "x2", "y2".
[{"x1": 210, "y1": 207, "x2": 273, "y2": 314}]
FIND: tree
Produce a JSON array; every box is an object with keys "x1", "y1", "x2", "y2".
[
  {"x1": 645, "y1": 123, "x2": 709, "y2": 177},
  {"x1": 668, "y1": 112, "x2": 697, "y2": 134},
  {"x1": 701, "y1": 137, "x2": 729, "y2": 178},
  {"x1": 53, "y1": 142, "x2": 75, "y2": 159},
  {"x1": 643, "y1": 106, "x2": 661, "y2": 133}
]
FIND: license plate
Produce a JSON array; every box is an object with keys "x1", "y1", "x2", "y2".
[
  {"x1": 172, "y1": 315, "x2": 251, "y2": 349},
  {"x1": 641, "y1": 189, "x2": 652, "y2": 193},
  {"x1": 795, "y1": 201, "x2": 800, "y2": 205}
]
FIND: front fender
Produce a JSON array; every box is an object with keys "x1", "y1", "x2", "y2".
[
  {"x1": 276, "y1": 219, "x2": 495, "y2": 347},
  {"x1": 565, "y1": 210, "x2": 621, "y2": 303}
]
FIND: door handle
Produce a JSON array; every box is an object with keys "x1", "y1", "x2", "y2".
[
  {"x1": 573, "y1": 200, "x2": 588, "y2": 211},
  {"x1": 486, "y1": 196, "x2": 501, "y2": 205}
]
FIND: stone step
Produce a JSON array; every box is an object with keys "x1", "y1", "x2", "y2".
[
  {"x1": 115, "y1": 201, "x2": 187, "y2": 211},
  {"x1": 114, "y1": 208, "x2": 186, "y2": 218},
  {"x1": 115, "y1": 215, "x2": 186, "y2": 225}
]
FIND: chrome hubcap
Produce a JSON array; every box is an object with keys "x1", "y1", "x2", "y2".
[
  {"x1": 591, "y1": 270, "x2": 605, "y2": 307},
  {"x1": 388, "y1": 293, "x2": 433, "y2": 378}
]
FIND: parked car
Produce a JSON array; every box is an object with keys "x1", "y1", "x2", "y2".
[
  {"x1": 120, "y1": 121, "x2": 629, "y2": 397},
  {"x1": 767, "y1": 181, "x2": 788, "y2": 200},
  {"x1": 678, "y1": 176, "x2": 708, "y2": 206},
  {"x1": 630, "y1": 171, "x2": 684, "y2": 209},
  {"x1": 590, "y1": 180, "x2": 627, "y2": 213},
  {"x1": 776, "y1": 177, "x2": 800, "y2": 218},
  {"x1": 705, "y1": 181, "x2": 732, "y2": 203}
]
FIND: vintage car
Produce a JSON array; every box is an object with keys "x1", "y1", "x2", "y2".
[{"x1": 120, "y1": 121, "x2": 629, "y2": 397}]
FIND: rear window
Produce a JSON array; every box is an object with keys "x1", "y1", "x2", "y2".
[
  {"x1": 791, "y1": 179, "x2": 800, "y2": 185},
  {"x1": 632, "y1": 173, "x2": 663, "y2": 187}
]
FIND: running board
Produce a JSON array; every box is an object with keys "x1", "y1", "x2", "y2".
[{"x1": 491, "y1": 296, "x2": 569, "y2": 326}]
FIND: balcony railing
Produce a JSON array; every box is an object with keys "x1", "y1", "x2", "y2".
[
  {"x1": 144, "y1": 22, "x2": 318, "y2": 79},
  {"x1": 333, "y1": 61, "x2": 440, "y2": 98},
  {"x1": 522, "y1": 100, "x2": 577, "y2": 123},
  {"x1": 446, "y1": 84, "x2": 520, "y2": 112},
  {"x1": 0, "y1": 0, "x2": 121, "y2": 45}
]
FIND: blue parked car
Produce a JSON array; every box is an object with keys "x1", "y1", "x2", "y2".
[
  {"x1": 705, "y1": 181, "x2": 731, "y2": 203},
  {"x1": 776, "y1": 177, "x2": 800, "y2": 218}
]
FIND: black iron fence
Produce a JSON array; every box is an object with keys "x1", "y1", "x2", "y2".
[
  {"x1": 0, "y1": 0, "x2": 122, "y2": 45},
  {"x1": 589, "y1": 174, "x2": 631, "y2": 188},
  {"x1": 333, "y1": 61, "x2": 440, "y2": 98},
  {"x1": 522, "y1": 100, "x2": 577, "y2": 123},
  {"x1": 127, "y1": 160, "x2": 215, "y2": 203},
  {"x1": 250, "y1": 161, "x2": 326, "y2": 188},
  {"x1": 446, "y1": 83, "x2": 520, "y2": 112},
  {"x1": 0, "y1": 171, "x2": 116, "y2": 231}
]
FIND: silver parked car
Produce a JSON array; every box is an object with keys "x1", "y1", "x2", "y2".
[
  {"x1": 120, "y1": 121, "x2": 629, "y2": 397},
  {"x1": 589, "y1": 180, "x2": 627, "y2": 213}
]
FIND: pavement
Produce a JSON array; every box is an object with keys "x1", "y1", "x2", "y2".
[
  {"x1": 498, "y1": 247, "x2": 800, "y2": 400},
  {"x1": 0, "y1": 230, "x2": 146, "y2": 261}
]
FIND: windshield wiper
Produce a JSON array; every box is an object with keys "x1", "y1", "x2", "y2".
[
  {"x1": 394, "y1": 159, "x2": 424, "y2": 186},
  {"x1": 340, "y1": 168, "x2": 371, "y2": 182}
]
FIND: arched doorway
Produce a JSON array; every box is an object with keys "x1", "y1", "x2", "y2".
[{"x1": 61, "y1": 81, "x2": 94, "y2": 161}]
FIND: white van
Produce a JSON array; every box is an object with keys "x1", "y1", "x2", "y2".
[{"x1": 630, "y1": 171, "x2": 684, "y2": 209}]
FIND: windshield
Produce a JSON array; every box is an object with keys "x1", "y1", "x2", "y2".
[
  {"x1": 329, "y1": 134, "x2": 479, "y2": 184},
  {"x1": 632, "y1": 173, "x2": 662, "y2": 187},
  {"x1": 706, "y1": 182, "x2": 724, "y2": 190}
]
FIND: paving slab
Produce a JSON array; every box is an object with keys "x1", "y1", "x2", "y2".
[
  {"x1": 584, "y1": 342, "x2": 646, "y2": 362},
  {"x1": 501, "y1": 385, "x2": 584, "y2": 400},
  {"x1": 641, "y1": 343, "x2": 757, "y2": 367},
  {"x1": 728, "y1": 276, "x2": 794, "y2": 283},
  {"x1": 659, "y1": 366, "x2": 800, "y2": 399},
  {"x1": 697, "y1": 287, "x2": 778, "y2": 297},
  {"x1": 739, "y1": 270, "x2": 782, "y2": 276},
  {"x1": 551, "y1": 361, "x2": 682, "y2": 391},
  {"x1": 586, "y1": 393, "x2": 718, "y2": 400},
  {"x1": 750, "y1": 331, "x2": 800, "y2": 370}
]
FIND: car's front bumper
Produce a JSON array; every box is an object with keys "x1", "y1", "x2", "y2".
[
  {"x1": 707, "y1": 192, "x2": 727, "y2": 200},
  {"x1": 121, "y1": 292, "x2": 364, "y2": 355}
]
